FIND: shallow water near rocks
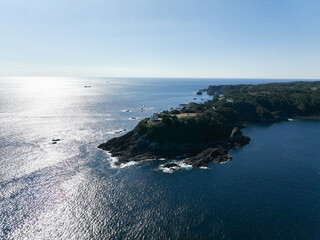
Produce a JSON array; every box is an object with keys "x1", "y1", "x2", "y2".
[{"x1": 0, "y1": 77, "x2": 319, "y2": 239}]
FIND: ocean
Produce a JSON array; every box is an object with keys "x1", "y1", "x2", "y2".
[{"x1": 0, "y1": 77, "x2": 319, "y2": 239}]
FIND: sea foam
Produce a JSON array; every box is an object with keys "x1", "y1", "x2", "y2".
[{"x1": 158, "y1": 160, "x2": 193, "y2": 173}]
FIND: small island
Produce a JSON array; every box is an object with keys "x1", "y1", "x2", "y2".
[{"x1": 98, "y1": 81, "x2": 320, "y2": 171}]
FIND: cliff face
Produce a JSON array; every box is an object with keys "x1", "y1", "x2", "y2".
[{"x1": 98, "y1": 121, "x2": 251, "y2": 168}]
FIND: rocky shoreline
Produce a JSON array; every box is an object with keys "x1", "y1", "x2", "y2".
[
  {"x1": 99, "y1": 81, "x2": 320, "y2": 172},
  {"x1": 98, "y1": 125, "x2": 251, "y2": 171}
]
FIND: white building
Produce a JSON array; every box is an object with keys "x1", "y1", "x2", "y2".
[{"x1": 150, "y1": 113, "x2": 158, "y2": 121}]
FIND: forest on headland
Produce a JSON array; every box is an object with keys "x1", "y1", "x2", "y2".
[
  {"x1": 99, "y1": 81, "x2": 320, "y2": 169},
  {"x1": 135, "y1": 81, "x2": 320, "y2": 144}
]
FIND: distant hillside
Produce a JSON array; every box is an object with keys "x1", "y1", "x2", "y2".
[{"x1": 205, "y1": 81, "x2": 320, "y2": 95}]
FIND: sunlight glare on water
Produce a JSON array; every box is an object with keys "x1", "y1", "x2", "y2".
[{"x1": 0, "y1": 77, "x2": 319, "y2": 240}]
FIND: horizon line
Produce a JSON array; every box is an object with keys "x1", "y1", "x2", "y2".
[{"x1": 1, "y1": 75, "x2": 320, "y2": 81}]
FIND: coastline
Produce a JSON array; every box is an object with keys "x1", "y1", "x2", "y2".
[
  {"x1": 100, "y1": 134, "x2": 250, "y2": 171},
  {"x1": 99, "y1": 80, "x2": 320, "y2": 172},
  {"x1": 294, "y1": 115, "x2": 320, "y2": 120}
]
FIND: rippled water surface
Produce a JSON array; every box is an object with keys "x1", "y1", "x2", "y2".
[{"x1": 0, "y1": 77, "x2": 319, "y2": 239}]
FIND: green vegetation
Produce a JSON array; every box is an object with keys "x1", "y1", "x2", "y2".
[
  {"x1": 169, "y1": 109, "x2": 180, "y2": 114},
  {"x1": 135, "y1": 110, "x2": 236, "y2": 145},
  {"x1": 206, "y1": 81, "x2": 320, "y2": 120},
  {"x1": 134, "y1": 81, "x2": 320, "y2": 145},
  {"x1": 205, "y1": 81, "x2": 320, "y2": 95}
]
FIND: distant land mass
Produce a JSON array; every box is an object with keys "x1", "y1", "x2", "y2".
[{"x1": 98, "y1": 81, "x2": 320, "y2": 172}]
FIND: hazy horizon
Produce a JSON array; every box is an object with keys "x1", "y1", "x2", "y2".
[{"x1": 1, "y1": 76, "x2": 320, "y2": 81}]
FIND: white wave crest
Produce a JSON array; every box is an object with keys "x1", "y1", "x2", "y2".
[
  {"x1": 158, "y1": 160, "x2": 193, "y2": 173},
  {"x1": 107, "y1": 129, "x2": 127, "y2": 134},
  {"x1": 199, "y1": 166, "x2": 209, "y2": 169},
  {"x1": 129, "y1": 117, "x2": 140, "y2": 120},
  {"x1": 106, "y1": 151, "x2": 138, "y2": 169}
]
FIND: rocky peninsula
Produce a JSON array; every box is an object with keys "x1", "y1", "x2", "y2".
[{"x1": 98, "y1": 81, "x2": 320, "y2": 171}]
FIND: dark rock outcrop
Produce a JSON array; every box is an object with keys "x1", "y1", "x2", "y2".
[
  {"x1": 161, "y1": 162, "x2": 180, "y2": 168},
  {"x1": 98, "y1": 127, "x2": 251, "y2": 168},
  {"x1": 184, "y1": 148, "x2": 231, "y2": 168}
]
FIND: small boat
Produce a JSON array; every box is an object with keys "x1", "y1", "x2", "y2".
[{"x1": 84, "y1": 86, "x2": 91, "y2": 88}]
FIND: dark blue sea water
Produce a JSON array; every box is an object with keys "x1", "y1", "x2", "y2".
[{"x1": 0, "y1": 77, "x2": 319, "y2": 239}]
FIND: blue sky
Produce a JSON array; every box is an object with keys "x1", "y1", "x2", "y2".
[{"x1": 0, "y1": 0, "x2": 320, "y2": 78}]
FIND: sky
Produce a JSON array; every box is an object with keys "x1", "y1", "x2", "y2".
[{"x1": 0, "y1": 0, "x2": 320, "y2": 78}]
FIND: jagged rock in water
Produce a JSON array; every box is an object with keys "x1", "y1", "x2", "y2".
[{"x1": 184, "y1": 148, "x2": 232, "y2": 168}]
